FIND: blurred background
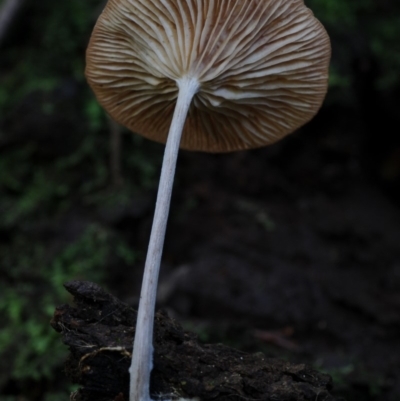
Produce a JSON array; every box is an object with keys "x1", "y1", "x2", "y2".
[{"x1": 0, "y1": 0, "x2": 399, "y2": 400}]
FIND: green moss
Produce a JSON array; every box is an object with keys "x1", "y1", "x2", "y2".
[{"x1": 0, "y1": 224, "x2": 108, "y2": 384}]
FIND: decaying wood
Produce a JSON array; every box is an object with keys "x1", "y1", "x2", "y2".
[{"x1": 51, "y1": 281, "x2": 343, "y2": 401}]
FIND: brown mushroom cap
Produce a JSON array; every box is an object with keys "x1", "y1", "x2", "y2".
[{"x1": 86, "y1": 0, "x2": 331, "y2": 152}]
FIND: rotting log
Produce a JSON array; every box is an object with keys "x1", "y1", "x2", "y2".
[{"x1": 51, "y1": 281, "x2": 344, "y2": 401}]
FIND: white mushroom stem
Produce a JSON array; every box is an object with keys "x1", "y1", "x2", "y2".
[{"x1": 129, "y1": 76, "x2": 200, "y2": 401}]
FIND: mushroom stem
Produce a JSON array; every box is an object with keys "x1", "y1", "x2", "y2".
[{"x1": 129, "y1": 76, "x2": 199, "y2": 401}]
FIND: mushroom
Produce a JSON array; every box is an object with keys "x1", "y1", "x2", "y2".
[{"x1": 85, "y1": 1, "x2": 330, "y2": 400}]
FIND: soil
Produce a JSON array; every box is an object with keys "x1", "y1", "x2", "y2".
[{"x1": 51, "y1": 280, "x2": 341, "y2": 401}]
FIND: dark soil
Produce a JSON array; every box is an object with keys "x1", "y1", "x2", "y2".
[{"x1": 51, "y1": 280, "x2": 341, "y2": 401}]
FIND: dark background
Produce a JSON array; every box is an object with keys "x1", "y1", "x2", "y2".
[{"x1": 0, "y1": 0, "x2": 399, "y2": 400}]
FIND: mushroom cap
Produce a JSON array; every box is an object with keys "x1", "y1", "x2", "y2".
[{"x1": 86, "y1": 0, "x2": 331, "y2": 153}]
